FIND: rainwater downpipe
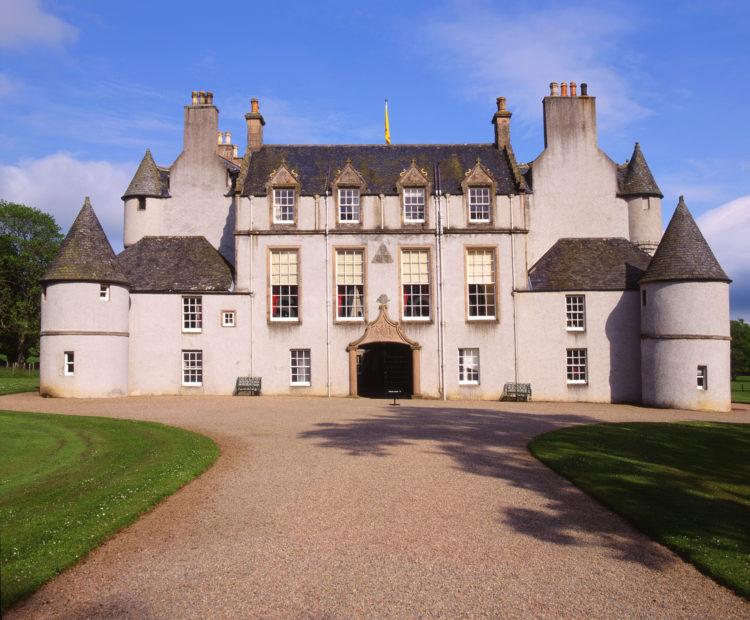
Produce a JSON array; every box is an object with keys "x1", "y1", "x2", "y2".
[
  {"x1": 510, "y1": 196, "x2": 519, "y2": 384},
  {"x1": 324, "y1": 190, "x2": 331, "y2": 398},
  {"x1": 249, "y1": 195, "x2": 255, "y2": 376}
]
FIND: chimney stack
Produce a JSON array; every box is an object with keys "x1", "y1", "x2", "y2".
[
  {"x1": 491, "y1": 96, "x2": 512, "y2": 149},
  {"x1": 184, "y1": 90, "x2": 218, "y2": 154},
  {"x1": 542, "y1": 81, "x2": 597, "y2": 151},
  {"x1": 245, "y1": 97, "x2": 265, "y2": 155}
]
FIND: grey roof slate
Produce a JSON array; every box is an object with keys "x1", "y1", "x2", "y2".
[
  {"x1": 640, "y1": 197, "x2": 730, "y2": 284},
  {"x1": 529, "y1": 238, "x2": 652, "y2": 291},
  {"x1": 42, "y1": 198, "x2": 129, "y2": 285},
  {"x1": 123, "y1": 149, "x2": 170, "y2": 199},
  {"x1": 117, "y1": 236, "x2": 233, "y2": 292},
  {"x1": 242, "y1": 144, "x2": 523, "y2": 196},
  {"x1": 618, "y1": 142, "x2": 662, "y2": 197}
]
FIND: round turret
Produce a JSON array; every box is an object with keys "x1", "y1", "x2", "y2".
[
  {"x1": 621, "y1": 143, "x2": 663, "y2": 255},
  {"x1": 40, "y1": 198, "x2": 130, "y2": 397},
  {"x1": 122, "y1": 149, "x2": 167, "y2": 247},
  {"x1": 640, "y1": 197, "x2": 731, "y2": 411}
]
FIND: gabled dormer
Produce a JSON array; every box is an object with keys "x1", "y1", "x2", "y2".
[
  {"x1": 461, "y1": 159, "x2": 496, "y2": 226},
  {"x1": 333, "y1": 160, "x2": 367, "y2": 227},
  {"x1": 266, "y1": 163, "x2": 300, "y2": 227},
  {"x1": 397, "y1": 160, "x2": 431, "y2": 226}
]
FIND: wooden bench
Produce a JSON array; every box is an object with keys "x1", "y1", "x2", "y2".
[
  {"x1": 501, "y1": 382, "x2": 532, "y2": 402},
  {"x1": 235, "y1": 376, "x2": 261, "y2": 396}
]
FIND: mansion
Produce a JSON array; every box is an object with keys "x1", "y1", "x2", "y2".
[{"x1": 39, "y1": 83, "x2": 732, "y2": 411}]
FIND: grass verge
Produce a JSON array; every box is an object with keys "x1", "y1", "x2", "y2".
[
  {"x1": 0, "y1": 411, "x2": 218, "y2": 611},
  {"x1": 0, "y1": 369, "x2": 39, "y2": 396},
  {"x1": 529, "y1": 422, "x2": 750, "y2": 600}
]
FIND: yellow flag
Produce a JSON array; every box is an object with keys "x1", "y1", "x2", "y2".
[{"x1": 384, "y1": 99, "x2": 391, "y2": 145}]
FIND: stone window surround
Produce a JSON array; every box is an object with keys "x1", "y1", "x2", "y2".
[
  {"x1": 333, "y1": 245, "x2": 367, "y2": 324},
  {"x1": 461, "y1": 160, "x2": 497, "y2": 227},
  {"x1": 398, "y1": 245, "x2": 433, "y2": 323},
  {"x1": 396, "y1": 161, "x2": 432, "y2": 228},
  {"x1": 464, "y1": 246, "x2": 498, "y2": 323},
  {"x1": 267, "y1": 247, "x2": 301, "y2": 325},
  {"x1": 266, "y1": 164, "x2": 301, "y2": 228},
  {"x1": 333, "y1": 161, "x2": 367, "y2": 228}
]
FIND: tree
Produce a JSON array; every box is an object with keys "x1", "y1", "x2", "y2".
[
  {"x1": 730, "y1": 318, "x2": 750, "y2": 380},
  {"x1": 0, "y1": 200, "x2": 63, "y2": 364}
]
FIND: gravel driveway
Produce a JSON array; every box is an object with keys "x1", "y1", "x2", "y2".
[{"x1": 2, "y1": 393, "x2": 749, "y2": 618}]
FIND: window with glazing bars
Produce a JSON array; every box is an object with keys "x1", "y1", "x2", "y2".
[
  {"x1": 566, "y1": 295, "x2": 586, "y2": 330},
  {"x1": 697, "y1": 365, "x2": 708, "y2": 390},
  {"x1": 468, "y1": 187, "x2": 491, "y2": 222},
  {"x1": 338, "y1": 188, "x2": 360, "y2": 222},
  {"x1": 401, "y1": 249, "x2": 430, "y2": 319},
  {"x1": 336, "y1": 249, "x2": 364, "y2": 319},
  {"x1": 270, "y1": 250, "x2": 299, "y2": 320},
  {"x1": 182, "y1": 350, "x2": 203, "y2": 386},
  {"x1": 182, "y1": 296, "x2": 202, "y2": 332},
  {"x1": 459, "y1": 348, "x2": 480, "y2": 384},
  {"x1": 64, "y1": 351, "x2": 74, "y2": 376},
  {"x1": 566, "y1": 348, "x2": 587, "y2": 384},
  {"x1": 466, "y1": 249, "x2": 496, "y2": 319},
  {"x1": 273, "y1": 188, "x2": 295, "y2": 223},
  {"x1": 403, "y1": 187, "x2": 425, "y2": 222},
  {"x1": 99, "y1": 284, "x2": 110, "y2": 301},
  {"x1": 290, "y1": 349, "x2": 311, "y2": 386}
]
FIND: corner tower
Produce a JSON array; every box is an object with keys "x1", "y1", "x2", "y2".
[
  {"x1": 122, "y1": 149, "x2": 168, "y2": 247},
  {"x1": 620, "y1": 142, "x2": 663, "y2": 254},
  {"x1": 40, "y1": 198, "x2": 130, "y2": 397},
  {"x1": 640, "y1": 197, "x2": 731, "y2": 411}
]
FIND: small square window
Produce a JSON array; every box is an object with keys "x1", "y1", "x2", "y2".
[
  {"x1": 64, "y1": 351, "x2": 75, "y2": 376},
  {"x1": 99, "y1": 284, "x2": 110, "y2": 301},
  {"x1": 566, "y1": 348, "x2": 588, "y2": 384},
  {"x1": 459, "y1": 348, "x2": 480, "y2": 385},
  {"x1": 566, "y1": 295, "x2": 585, "y2": 331},
  {"x1": 290, "y1": 349, "x2": 311, "y2": 386},
  {"x1": 697, "y1": 365, "x2": 708, "y2": 390},
  {"x1": 222, "y1": 311, "x2": 236, "y2": 327}
]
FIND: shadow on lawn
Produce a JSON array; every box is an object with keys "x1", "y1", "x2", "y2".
[{"x1": 299, "y1": 404, "x2": 676, "y2": 570}]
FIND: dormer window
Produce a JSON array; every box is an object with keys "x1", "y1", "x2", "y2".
[
  {"x1": 338, "y1": 188, "x2": 360, "y2": 223},
  {"x1": 273, "y1": 188, "x2": 295, "y2": 223},
  {"x1": 468, "y1": 187, "x2": 491, "y2": 222},
  {"x1": 403, "y1": 188, "x2": 425, "y2": 223}
]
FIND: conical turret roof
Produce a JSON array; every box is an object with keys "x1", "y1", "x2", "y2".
[
  {"x1": 619, "y1": 142, "x2": 662, "y2": 197},
  {"x1": 122, "y1": 149, "x2": 166, "y2": 198},
  {"x1": 42, "y1": 197, "x2": 129, "y2": 285},
  {"x1": 640, "y1": 197, "x2": 730, "y2": 284}
]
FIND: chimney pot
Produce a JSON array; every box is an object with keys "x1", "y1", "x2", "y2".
[
  {"x1": 251, "y1": 98, "x2": 260, "y2": 114},
  {"x1": 217, "y1": 131, "x2": 223, "y2": 145},
  {"x1": 497, "y1": 96, "x2": 506, "y2": 112},
  {"x1": 580, "y1": 82, "x2": 588, "y2": 96},
  {"x1": 550, "y1": 82, "x2": 560, "y2": 96},
  {"x1": 225, "y1": 131, "x2": 231, "y2": 144},
  {"x1": 561, "y1": 82, "x2": 568, "y2": 97},
  {"x1": 570, "y1": 81, "x2": 577, "y2": 97},
  {"x1": 191, "y1": 91, "x2": 198, "y2": 105},
  {"x1": 233, "y1": 144, "x2": 238, "y2": 158}
]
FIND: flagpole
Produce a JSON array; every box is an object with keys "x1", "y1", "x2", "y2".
[{"x1": 384, "y1": 98, "x2": 391, "y2": 145}]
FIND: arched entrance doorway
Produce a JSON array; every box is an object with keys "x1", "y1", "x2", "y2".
[{"x1": 347, "y1": 300, "x2": 421, "y2": 398}]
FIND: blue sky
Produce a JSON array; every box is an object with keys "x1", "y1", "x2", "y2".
[{"x1": 1, "y1": 0, "x2": 749, "y2": 316}]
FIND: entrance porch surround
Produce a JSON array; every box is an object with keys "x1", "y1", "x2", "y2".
[{"x1": 347, "y1": 301, "x2": 421, "y2": 397}]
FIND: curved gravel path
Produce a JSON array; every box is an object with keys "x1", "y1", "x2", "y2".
[{"x1": 2, "y1": 393, "x2": 749, "y2": 618}]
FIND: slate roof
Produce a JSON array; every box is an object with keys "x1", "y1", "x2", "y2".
[
  {"x1": 123, "y1": 149, "x2": 170, "y2": 199},
  {"x1": 640, "y1": 197, "x2": 730, "y2": 284},
  {"x1": 42, "y1": 198, "x2": 129, "y2": 285},
  {"x1": 528, "y1": 238, "x2": 652, "y2": 291},
  {"x1": 242, "y1": 144, "x2": 524, "y2": 196},
  {"x1": 117, "y1": 236, "x2": 234, "y2": 292},
  {"x1": 618, "y1": 143, "x2": 662, "y2": 198}
]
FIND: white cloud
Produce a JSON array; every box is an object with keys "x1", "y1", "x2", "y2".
[
  {"x1": 698, "y1": 195, "x2": 750, "y2": 318},
  {"x1": 0, "y1": 0, "x2": 77, "y2": 49},
  {"x1": 421, "y1": 2, "x2": 651, "y2": 131},
  {"x1": 0, "y1": 152, "x2": 132, "y2": 251}
]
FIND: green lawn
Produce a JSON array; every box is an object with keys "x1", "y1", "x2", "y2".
[
  {"x1": 0, "y1": 411, "x2": 218, "y2": 611},
  {"x1": 530, "y1": 422, "x2": 750, "y2": 600},
  {"x1": 732, "y1": 375, "x2": 750, "y2": 404},
  {"x1": 0, "y1": 368, "x2": 39, "y2": 396}
]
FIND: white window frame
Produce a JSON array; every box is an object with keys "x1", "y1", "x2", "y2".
[
  {"x1": 290, "y1": 349, "x2": 311, "y2": 386},
  {"x1": 273, "y1": 188, "x2": 296, "y2": 224},
  {"x1": 402, "y1": 187, "x2": 425, "y2": 223},
  {"x1": 697, "y1": 365, "x2": 708, "y2": 390},
  {"x1": 566, "y1": 348, "x2": 588, "y2": 385},
  {"x1": 270, "y1": 249, "x2": 300, "y2": 322},
  {"x1": 182, "y1": 296, "x2": 203, "y2": 333},
  {"x1": 338, "y1": 188, "x2": 361, "y2": 223},
  {"x1": 63, "y1": 351, "x2": 74, "y2": 376},
  {"x1": 335, "y1": 249, "x2": 365, "y2": 321},
  {"x1": 222, "y1": 310, "x2": 236, "y2": 327},
  {"x1": 401, "y1": 249, "x2": 430, "y2": 321},
  {"x1": 99, "y1": 284, "x2": 110, "y2": 301},
  {"x1": 468, "y1": 187, "x2": 491, "y2": 223},
  {"x1": 458, "y1": 348, "x2": 480, "y2": 385},
  {"x1": 466, "y1": 248, "x2": 496, "y2": 320},
  {"x1": 182, "y1": 350, "x2": 203, "y2": 386},
  {"x1": 566, "y1": 295, "x2": 586, "y2": 331}
]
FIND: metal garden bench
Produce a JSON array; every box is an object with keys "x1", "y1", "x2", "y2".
[
  {"x1": 501, "y1": 382, "x2": 532, "y2": 402},
  {"x1": 235, "y1": 376, "x2": 261, "y2": 396}
]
